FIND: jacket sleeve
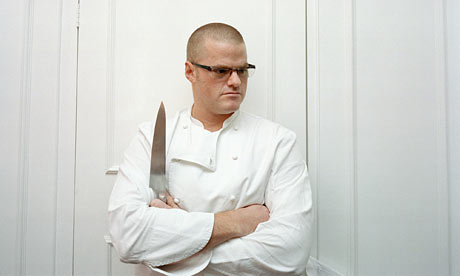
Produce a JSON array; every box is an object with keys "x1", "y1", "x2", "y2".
[
  {"x1": 108, "y1": 123, "x2": 214, "y2": 274},
  {"x1": 207, "y1": 128, "x2": 314, "y2": 276}
]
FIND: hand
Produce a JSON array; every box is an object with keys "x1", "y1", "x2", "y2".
[
  {"x1": 149, "y1": 191, "x2": 181, "y2": 209},
  {"x1": 205, "y1": 204, "x2": 270, "y2": 250},
  {"x1": 234, "y1": 204, "x2": 270, "y2": 237}
]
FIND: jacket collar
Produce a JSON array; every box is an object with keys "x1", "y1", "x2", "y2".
[
  {"x1": 168, "y1": 107, "x2": 241, "y2": 172},
  {"x1": 187, "y1": 106, "x2": 240, "y2": 132}
]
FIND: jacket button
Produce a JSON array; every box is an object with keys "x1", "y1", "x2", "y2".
[
  {"x1": 232, "y1": 155, "x2": 238, "y2": 160},
  {"x1": 230, "y1": 195, "x2": 236, "y2": 201},
  {"x1": 183, "y1": 125, "x2": 188, "y2": 129},
  {"x1": 174, "y1": 198, "x2": 180, "y2": 204},
  {"x1": 234, "y1": 126, "x2": 238, "y2": 131}
]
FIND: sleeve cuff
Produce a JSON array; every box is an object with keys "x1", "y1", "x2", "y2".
[{"x1": 146, "y1": 212, "x2": 214, "y2": 275}]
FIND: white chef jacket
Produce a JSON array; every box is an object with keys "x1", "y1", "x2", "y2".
[{"x1": 108, "y1": 108, "x2": 313, "y2": 276}]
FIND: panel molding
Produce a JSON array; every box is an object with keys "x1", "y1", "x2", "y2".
[
  {"x1": 107, "y1": 240, "x2": 113, "y2": 276},
  {"x1": 104, "y1": 235, "x2": 113, "y2": 276},
  {"x1": 16, "y1": 0, "x2": 34, "y2": 274},
  {"x1": 434, "y1": 0, "x2": 450, "y2": 274},
  {"x1": 344, "y1": 0, "x2": 358, "y2": 275},
  {"x1": 106, "y1": 0, "x2": 117, "y2": 173},
  {"x1": 105, "y1": 0, "x2": 118, "y2": 274},
  {"x1": 53, "y1": 0, "x2": 64, "y2": 274},
  {"x1": 106, "y1": 165, "x2": 119, "y2": 175},
  {"x1": 54, "y1": 0, "x2": 78, "y2": 274},
  {"x1": 307, "y1": 0, "x2": 357, "y2": 273},
  {"x1": 266, "y1": 0, "x2": 276, "y2": 121},
  {"x1": 306, "y1": 0, "x2": 321, "y2": 261}
]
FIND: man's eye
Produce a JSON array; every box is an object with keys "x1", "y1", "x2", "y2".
[
  {"x1": 215, "y1": 68, "x2": 230, "y2": 74},
  {"x1": 237, "y1": 69, "x2": 248, "y2": 75}
]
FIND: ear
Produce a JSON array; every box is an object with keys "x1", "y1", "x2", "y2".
[{"x1": 185, "y1": 61, "x2": 196, "y2": 83}]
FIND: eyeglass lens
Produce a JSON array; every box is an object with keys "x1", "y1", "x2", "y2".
[{"x1": 212, "y1": 68, "x2": 255, "y2": 79}]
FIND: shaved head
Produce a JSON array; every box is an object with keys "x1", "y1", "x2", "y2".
[{"x1": 187, "y1": 23, "x2": 245, "y2": 62}]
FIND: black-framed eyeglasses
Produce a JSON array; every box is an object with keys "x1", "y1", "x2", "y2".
[{"x1": 191, "y1": 62, "x2": 256, "y2": 79}]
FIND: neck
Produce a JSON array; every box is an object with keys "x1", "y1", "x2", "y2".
[{"x1": 191, "y1": 105, "x2": 233, "y2": 132}]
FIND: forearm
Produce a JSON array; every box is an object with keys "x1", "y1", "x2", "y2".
[
  {"x1": 204, "y1": 210, "x2": 240, "y2": 249},
  {"x1": 203, "y1": 204, "x2": 270, "y2": 250},
  {"x1": 208, "y1": 210, "x2": 313, "y2": 276}
]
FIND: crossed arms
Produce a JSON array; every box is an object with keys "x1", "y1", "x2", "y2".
[
  {"x1": 150, "y1": 194, "x2": 270, "y2": 251},
  {"x1": 108, "y1": 123, "x2": 313, "y2": 275}
]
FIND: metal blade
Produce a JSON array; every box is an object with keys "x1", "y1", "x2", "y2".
[{"x1": 150, "y1": 102, "x2": 167, "y2": 200}]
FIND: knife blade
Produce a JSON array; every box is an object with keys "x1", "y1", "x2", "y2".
[{"x1": 150, "y1": 102, "x2": 167, "y2": 202}]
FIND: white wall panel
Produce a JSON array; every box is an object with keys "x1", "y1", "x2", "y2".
[
  {"x1": 74, "y1": 0, "x2": 112, "y2": 273},
  {"x1": 26, "y1": 0, "x2": 61, "y2": 273},
  {"x1": 274, "y1": 0, "x2": 307, "y2": 158},
  {"x1": 355, "y1": 0, "x2": 448, "y2": 274},
  {"x1": 315, "y1": 0, "x2": 351, "y2": 274},
  {"x1": 308, "y1": 0, "x2": 450, "y2": 275},
  {"x1": 0, "y1": 0, "x2": 77, "y2": 275},
  {"x1": 0, "y1": 1, "x2": 26, "y2": 274}
]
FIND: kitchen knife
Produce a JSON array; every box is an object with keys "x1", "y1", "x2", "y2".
[{"x1": 149, "y1": 102, "x2": 167, "y2": 202}]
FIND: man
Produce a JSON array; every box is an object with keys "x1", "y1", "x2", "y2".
[{"x1": 108, "y1": 23, "x2": 313, "y2": 275}]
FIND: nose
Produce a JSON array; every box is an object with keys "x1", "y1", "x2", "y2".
[{"x1": 227, "y1": 70, "x2": 241, "y2": 87}]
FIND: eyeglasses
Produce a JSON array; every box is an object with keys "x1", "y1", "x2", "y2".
[{"x1": 191, "y1": 62, "x2": 256, "y2": 79}]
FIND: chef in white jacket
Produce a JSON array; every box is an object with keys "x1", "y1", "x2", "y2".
[{"x1": 108, "y1": 23, "x2": 313, "y2": 275}]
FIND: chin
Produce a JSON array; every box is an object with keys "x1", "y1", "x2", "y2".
[
  {"x1": 215, "y1": 98, "x2": 244, "y2": 115},
  {"x1": 222, "y1": 103, "x2": 241, "y2": 114}
]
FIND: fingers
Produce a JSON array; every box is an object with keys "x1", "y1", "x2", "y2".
[
  {"x1": 149, "y1": 191, "x2": 181, "y2": 209},
  {"x1": 165, "y1": 191, "x2": 180, "y2": 208},
  {"x1": 149, "y1": 199, "x2": 172, "y2": 209}
]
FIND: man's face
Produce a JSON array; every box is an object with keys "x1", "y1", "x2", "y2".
[{"x1": 187, "y1": 39, "x2": 248, "y2": 116}]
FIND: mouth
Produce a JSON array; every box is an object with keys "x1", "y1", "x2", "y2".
[{"x1": 223, "y1": 92, "x2": 240, "y2": 95}]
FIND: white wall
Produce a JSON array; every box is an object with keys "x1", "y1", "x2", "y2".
[
  {"x1": 446, "y1": 0, "x2": 460, "y2": 275},
  {"x1": 1, "y1": 0, "x2": 458, "y2": 275},
  {"x1": 307, "y1": 0, "x2": 453, "y2": 275},
  {"x1": 0, "y1": 0, "x2": 77, "y2": 275}
]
